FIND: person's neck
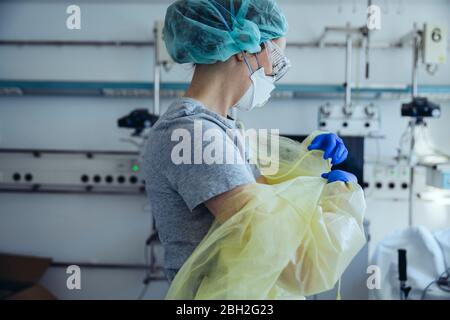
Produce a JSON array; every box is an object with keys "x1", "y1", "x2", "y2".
[{"x1": 185, "y1": 68, "x2": 238, "y2": 118}]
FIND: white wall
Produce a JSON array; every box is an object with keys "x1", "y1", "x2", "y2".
[{"x1": 0, "y1": 0, "x2": 450, "y2": 299}]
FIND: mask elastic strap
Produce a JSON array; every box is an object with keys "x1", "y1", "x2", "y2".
[
  {"x1": 243, "y1": 54, "x2": 254, "y2": 74},
  {"x1": 242, "y1": 52, "x2": 262, "y2": 75},
  {"x1": 255, "y1": 54, "x2": 262, "y2": 69}
]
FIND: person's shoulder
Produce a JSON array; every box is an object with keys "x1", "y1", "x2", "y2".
[
  {"x1": 152, "y1": 98, "x2": 228, "y2": 135},
  {"x1": 163, "y1": 98, "x2": 205, "y2": 120}
]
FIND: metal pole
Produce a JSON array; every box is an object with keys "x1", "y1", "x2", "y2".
[
  {"x1": 154, "y1": 64, "x2": 161, "y2": 116},
  {"x1": 153, "y1": 26, "x2": 161, "y2": 116},
  {"x1": 408, "y1": 120, "x2": 415, "y2": 227},
  {"x1": 412, "y1": 24, "x2": 420, "y2": 99},
  {"x1": 366, "y1": 0, "x2": 372, "y2": 79},
  {"x1": 345, "y1": 34, "x2": 353, "y2": 108},
  {"x1": 408, "y1": 24, "x2": 421, "y2": 227}
]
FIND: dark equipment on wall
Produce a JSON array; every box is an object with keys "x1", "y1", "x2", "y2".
[
  {"x1": 401, "y1": 97, "x2": 441, "y2": 120},
  {"x1": 118, "y1": 109, "x2": 159, "y2": 136}
]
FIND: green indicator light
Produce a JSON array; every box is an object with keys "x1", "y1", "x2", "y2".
[{"x1": 132, "y1": 164, "x2": 140, "y2": 172}]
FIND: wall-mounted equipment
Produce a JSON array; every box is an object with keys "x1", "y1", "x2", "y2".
[
  {"x1": 399, "y1": 22, "x2": 448, "y2": 226},
  {"x1": 118, "y1": 109, "x2": 159, "y2": 137},
  {"x1": 363, "y1": 163, "x2": 410, "y2": 200},
  {"x1": 0, "y1": 150, "x2": 144, "y2": 194},
  {"x1": 319, "y1": 102, "x2": 381, "y2": 137},
  {"x1": 426, "y1": 165, "x2": 450, "y2": 190},
  {"x1": 401, "y1": 97, "x2": 441, "y2": 119},
  {"x1": 423, "y1": 22, "x2": 448, "y2": 65},
  {"x1": 316, "y1": 23, "x2": 381, "y2": 137}
]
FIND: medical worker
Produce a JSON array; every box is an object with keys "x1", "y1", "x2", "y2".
[{"x1": 143, "y1": 0, "x2": 357, "y2": 283}]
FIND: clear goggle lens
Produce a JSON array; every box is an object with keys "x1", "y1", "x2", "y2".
[{"x1": 266, "y1": 41, "x2": 291, "y2": 82}]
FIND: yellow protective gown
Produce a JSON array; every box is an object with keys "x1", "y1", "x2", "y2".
[{"x1": 165, "y1": 132, "x2": 366, "y2": 300}]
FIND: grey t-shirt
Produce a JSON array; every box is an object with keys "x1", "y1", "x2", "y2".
[{"x1": 143, "y1": 97, "x2": 260, "y2": 281}]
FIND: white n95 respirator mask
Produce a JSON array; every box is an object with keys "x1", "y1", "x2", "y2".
[{"x1": 234, "y1": 62, "x2": 275, "y2": 112}]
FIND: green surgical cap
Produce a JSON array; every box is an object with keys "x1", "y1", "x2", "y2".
[{"x1": 163, "y1": 0, "x2": 288, "y2": 64}]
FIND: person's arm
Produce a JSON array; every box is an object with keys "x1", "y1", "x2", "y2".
[
  {"x1": 205, "y1": 174, "x2": 267, "y2": 221},
  {"x1": 205, "y1": 183, "x2": 254, "y2": 221},
  {"x1": 256, "y1": 175, "x2": 267, "y2": 184},
  {"x1": 164, "y1": 118, "x2": 261, "y2": 221}
]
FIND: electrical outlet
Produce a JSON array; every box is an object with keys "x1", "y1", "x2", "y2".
[{"x1": 364, "y1": 163, "x2": 410, "y2": 200}]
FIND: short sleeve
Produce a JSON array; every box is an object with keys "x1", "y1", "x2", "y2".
[
  {"x1": 249, "y1": 163, "x2": 262, "y2": 180},
  {"x1": 162, "y1": 118, "x2": 256, "y2": 211}
]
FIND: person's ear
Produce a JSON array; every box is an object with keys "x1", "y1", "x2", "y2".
[{"x1": 235, "y1": 52, "x2": 245, "y2": 62}]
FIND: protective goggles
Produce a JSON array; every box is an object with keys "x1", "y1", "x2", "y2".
[{"x1": 265, "y1": 40, "x2": 291, "y2": 82}]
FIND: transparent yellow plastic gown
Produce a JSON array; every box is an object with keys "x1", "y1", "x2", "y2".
[{"x1": 166, "y1": 132, "x2": 366, "y2": 300}]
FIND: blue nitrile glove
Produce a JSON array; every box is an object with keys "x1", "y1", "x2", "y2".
[
  {"x1": 308, "y1": 133, "x2": 348, "y2": 165},
  {"x1": 321, "y1": 170, "x2": 357, "y2": 184}
]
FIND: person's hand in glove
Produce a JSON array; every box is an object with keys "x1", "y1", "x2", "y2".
[
  {"x1": 308, "y1": 133, "x2": 348, "y2": 165},
  {"x1": 322, "y1": 170, "x2": 357, "y2": 184}
]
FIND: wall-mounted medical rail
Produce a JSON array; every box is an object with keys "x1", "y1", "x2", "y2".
[
  {"x1": 2, "y1": 80, "x2": 450, "y2": 100},
  {"x1": 1, "y1": 39, "x2": 449, "y2": 50}
]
